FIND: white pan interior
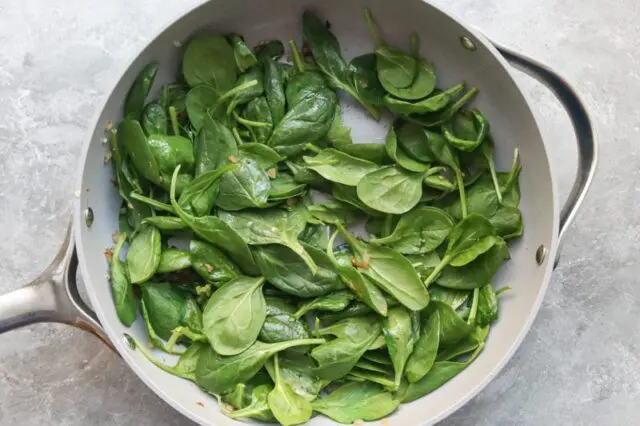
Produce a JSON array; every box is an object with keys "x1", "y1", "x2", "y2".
[{"x1": 75, "y1": 0, "x2": 558, "y2": 424}]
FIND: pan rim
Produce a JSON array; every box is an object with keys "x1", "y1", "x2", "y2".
[{"x1": 73, "y1": 1, "x2": 560, "y2": 424}]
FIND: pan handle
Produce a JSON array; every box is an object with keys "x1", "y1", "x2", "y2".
[
  {"x1": 0, "y1": 220, "x2": 113, "y2": 348},
  {"x1": 492, "y1": 42, "x2": 598, "y2": 267}
]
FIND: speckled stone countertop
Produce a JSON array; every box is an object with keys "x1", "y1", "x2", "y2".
[{"x1": 0, "y1": 0, "x2": 634, "y2": 425}]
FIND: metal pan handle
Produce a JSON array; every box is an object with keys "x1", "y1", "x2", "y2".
[
  {"x1": 0, "y1": 220, "x2": 112, "y2": 347},
  {"x1": 492, "y1": 42, "x2": 598, "y2": 267}
]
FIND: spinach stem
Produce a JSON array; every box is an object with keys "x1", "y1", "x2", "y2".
[
  {"x1": 495, "y1": 286, "x2": 512, "y2": 296},
  {"x1": 304, "y1": 143, "x2": 322, "y2": 154},
  {"x1": 232, "y1": 127, "x2": 243, "y2": 145},
  {"x1": 141, "y1": 300, "x2": 185, "y2": 355},
  {"x1": 130, "y1": 192, "x2": 176, "y2": 214},
  {"x1": 423, "y1": 254, "x2": 451, "y2": 288},
  {"x1": 487, "y1": 157, "x2": 503, "y2": 204},
  {"x1": 363, "y1": 8, "x2": 385, "y2": 47},
  {"x1": 273, "y1": 353, "x2": 281, "y2": 384},
  {"x1": 166, "y1": 326, "x2": 207, "y2": 353},
  {"x1": 467, "y1": 287, "x2": 480, "y2": 325},
  {"x1": 131, "y1": 336, "x2": 189, "y2": 379},
  {"x1": 288, "y1": 241, "x2": 318, "y2": 275},
  {"x1": 233, "y1": 111, "x2": 272, "y2": 128},
  {"x1": 288, "y1": 39, "x2": 305, "y2": 73},
  {"x1": 410, "y1": 32, "x2": 419, "y2": 57},
  {"x1": 455, "y1": 169, "x2": 468, "y2": 218},
  {"x1": 219, "y1": 79, "x2": 259, "y2": 115},
  {"x1": 502, "y1": 147, "x2": 521, "y2": 193},
  {"x1": 169, "y1": 106, "x2": 180, "y2": 136}
]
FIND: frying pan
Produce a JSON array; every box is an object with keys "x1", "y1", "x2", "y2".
[{"x1": 0, "y1": 0, "x2": 597, "y2": 424}]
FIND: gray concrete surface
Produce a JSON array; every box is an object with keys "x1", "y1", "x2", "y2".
[{"x1": 0, "y1": 0, "x2": 633, "y2": 424}]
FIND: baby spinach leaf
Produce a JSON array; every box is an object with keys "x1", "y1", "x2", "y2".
[
  {"x1": 444, "y1": 174, "x2": 499, "y2": 220},
  {"x1": 326, "y1": 105, "x2": 353, "y2": 146},
  {"x1": 410, "y1": 86, "x2": 479, "y2": 128},
  {"x1": 490, "y1": 205, "x2": 524, "y2": 239},
  {"x1": 229, "y1": 34, "x2": 257, "y2": 72},
  {"x1": 308, "y1": 200, "x2": 363, "y2": 225},
  {"x1": 312, "y1": 316, "x2": 382, "y2": 380},
  {"x1": 218, "y1": 207, "x2": 316, "y2": 273},
  {"x1": 384, "y1": 126, "x2": 430, "y2": 172},
  {"x1": 475, "y1": 284, "x2": 500, "y2": 327},
  {"x1": 263, "y1": 57, "x2": 286, "y2": 125},
  {"x1": 336, "y1": 223, "x2": 429, "y2": 311},
  {"x1": 356, "y1": 359, "x2": 393, "y2": 374},
  {"x1": 190, "y1": 240, "x2": 240, "y2": 285},
  {"x1": 194, "y1": 114, "x2": 238, "y2": 176},
  {"x1": 203, "y1": 276, "x2": 266, "y2": 355},
  {"x1": 147, "y1": 134, "x2": 195, "y2": 189},
  {"x1": 423, "y1": 214, "x2": 499, "y2": 287},
  {"x1": 120, "y1": 119, "x2": 163, "y2": 185},
  {"x1": 110, "y1": 233, "x2": 137, "y2": 326},
  {"x1": 303, "y1": 148, "x2": 378, "y2": 186},
  {"x1": 223, "y1": 384, "x2": 275, "y2": 421},
  {"x1": 265, "y1": 353, "x2": 328, "y2": 401},
  {"x1": 312, "y1": 382, "x2": 400, "y2": 423},
  {"x1": 182, "y1": 35, "x2": 236, "y2": 90},
  {"x1": 436, "y1": 239, "x2": 509, "y2": 290},
  {"x1": 294, "y1": 290, "x2": 354, "y2": 319},
  {"x1": 216, "y1": 158, "x2": 271, "y2": 210},
  {"x1": 178, "y1": 163, "x2": 238, "y2": 216},
  {"x1": 141, "y1": 282, "x2": 202, "y2": 340},
  {"x1": 253, "y1": 243, "x2": 343, "y2": 297},
  {"x1": 124, "y1": 62, "x2": 159, "y2": 119},
  {"x1": 383, "y1": 306, "x2": 415, "y2": 390},
  {"x1": 357, "y1": 166, "x2": 423, "y2": 214},
  {"x1": 141, "y1": 101, "x2": 168, "y2": 135},
  {"x1": 257, "y1": 40, "x2": 285, "y2": 62},
  {"x1": 259, "y1": 309, "x2": 310, "y2": 344},
  {"x1": 405, "y1": 310, "x2": 440, "y2": 382},
  {"x1": 240, "y1": 143, "x2": 284, "y2": 169},
  {"x1": 394, "y1": 121, "x2": 434, "y2": 163},
  {"x1": 298, "y1": 223, "x2": 330, "y2": 249},
  {"x1": 132, "y1": 340, "x2": 205, "y2": 382},
  {"x1": 444, "y1": 109, "x2": 489, "y2": 152},
  {"x1": 429, "y1": 286, "x2": 470, "y2": 311},
  {"x1": 303, "y1": 11, "x2": 381, "y2": 119},
  {"x1": 332, "y1": 183, "x2": 383, "y2": 217},
  {"x1": 385, "y1": 32, "x2": 436, "y2": 100},
  {"x1": 126, "y1": 224, "x2": 161, "y2": 283},
  {"x1": 195, "y1": 338, "x2": 324, "y2": 394},
  {"x1": 399, "y1": 343, "x2": 484, "y2": 402},
  {"x1": 170, "y1": 166, "x2": 259, "y2": 275},
  {"x1": 268, "y1": 173, "x2": 306, "y2": 201},
  {"x1": 347, "y1": 368, "x2": 395, "y2": 389},
  {"x1": 371, "y1": 207, "x2": 454, "y2": 254},
  {"x1": 348, "y1": 53, "x2": 386, "y2": 109},
  {"x1": 267, "y1": 354, "x2": 313, "y2": 425},
  {"x1": 156, "y1": 248, "x2": 192, "y2": 274},
  {"x1": 327, "y1": 233, "x2": 388, "y2": 316},
  {"x1": 384, "y1": 83, "x2": 465, "y2": 116},
  {"x1": 240, "y1": 92, "x2": 271, "y2": 144},
  {"x1": 185, "y1": 85, "x2": 219, "y2": 130},
  {"x1": 335, "y1": 142, "x2": 389, "y2": 165}
]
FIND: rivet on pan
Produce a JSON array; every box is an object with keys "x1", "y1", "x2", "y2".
[
  {"x1": 460, "y1": 36, "x2": 477, "y2": 51},
  {"x1": 536, "y1": 245, "x2": 547, "y2": 265},
  {"x1": 122, "y1": 334, "x2": 136, "y2": 350},
  {"x1": 84, "y1": 207, "x2": 94, "y2": 227}
]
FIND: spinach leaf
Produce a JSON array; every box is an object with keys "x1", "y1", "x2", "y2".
[
  {"x1": 178, "y1": 163, "x2": 238, "y2": 216},
  {"x1": 312, "y1": 316, "x2": 382, "y2": 381},
  {"x1": 229, "y1": 34, "x2": 257, "y2": 72},
  {"x1": 216, "y1": 158, "x2": 271, "y2": 210},
  {"x1": 429, "y1": 286, "x2": 470, "y2": 311},
  {"x1": 242, "y1": 95, "x2": 273, "y2": 144},
  {"x1": 268, "y1": 173, "x2": 306, "y2": 201},
  {"x1": 218, "y1": 206, "x2": 316, "y2": 273},
  {"x1": 332, "y1": 183, "x2": 383, "y2": 217},
  {"x1": 490, "y1": 205, "x2": 524, "y2": 239},
  {"x1": 110, "y1": 233, "x2": 137, "y2": 326},
  {"x1": 336, "y1": 223, "x2": 429, "y2": 311},
  {"x1": 126, "y1": 224, "x2": 161, "y2": 283},
  {"x1": 141, "y1": 282, "x2": 202, "y2": 340},
  {"x1": 195, "y1": 338, "x2": 324, "y2": 394},
  {"x1": 303, "y1": 11, "x2": 381, "y2": 119},
  {"x1": 385, "y1": 126, "x2": 431, "y2": 172},
  {"x1": 189, "y1": 239, "x2": 240, "y2": 285},
  {"x1": 263, "y1": 57, "x2": 286, "y2": 125},
  {"x1": 124, "y1": 62, "x2": 158, "y2": 119},
  {"x1": 371, "y1": 207, "x2": 454, "y2": 254},
  {"x1": 240, "y1": 143, "x2": 284, "y2": 169},
  {"x1": 256, "y1": 40, "x2": 285, "y2": 62},
  {"x1": 202, "y1": 276, "x2": 266, "y2": 355},
  {"x1": 385, "y1": 32, "x2": 436, "y2": 100},
  {"x1": 357, "y1": 166, "x2": 423, "y2": 214},
  {"x1": 325, "y1": 104, "x2": 353, "y2": 146},
  {"x1": 405, "y1": 310, "x2": 439, "y2": 382},
  {"x1": 383, "y1": 306, "x2": 415, "y2": 390},
  {"x1": 194, "y1": 114, "x2": 238, "y2": 176},
  {"x1": 444, "y1": 108, "x2": 489, "y2": 152},
  {"x1": 384, "y1": 83, "x2": 464, "y2": 116},
  {"x1": 327, "y1": 233, "x2": 388, "y2": 316},
  {"x1": 253, "y1": 243, "x2": 343, "y2": 297},
  {"x1": 265, "y1": 353, "x2": 328, "y2": 401},
  {"x1": 259, "y1": 309, "x2": 310, "y2": 344},
  {"x1": 223, "y1": 384, "x2": 275, "y2": 421},
  {"x1": 394, "y1": 121, "x2": 434, "y2": 163},
  {"x1": 399, "y1": 343, "x2": 484, "y2": 402},
  {"x1": 335, "y1": 142, "x2": 389, "y2": 164},
  {"x1": 156, "y1": 248, "x2": 192, "y2": 274},
  {"x1": 267, "y1": 354, "x2": 313, "y2": 425},
  {"x1": 308, "y1": 200, "x2": 363, "y2": 225},
  {"x1": 423, "y1": 214, "x2": 499, "y2": 287},
  {"x1": 475, "y1": 283, "x2": 499, "y2": 326},
  {"x1": 303, "y1": 148, "x2": 378, "y2": 186},
  {"x1": 294, "y1": 290, "x2": 354, "y2": 319},
  {"x1": 170, "y1": 167, "x2": 259, "y2": 275},
  {"x1": 182, "y1": 35, "x2": 236, "y2": 90},
  {"x1": 120, "y1": 119, "x2": 163, "y2": 185},
  {"x1": 141, "y1": 101, "x2": 168, "y2": 135},
  {"x1": 311, "y1": 382, "x2": 399, "y2": 423},
  {"x1": 348, "y1": 53, "x2": 386, "y2": 109},
  {"x1": 436, "y1": 239, "x2": 509, "y2": 290}
]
